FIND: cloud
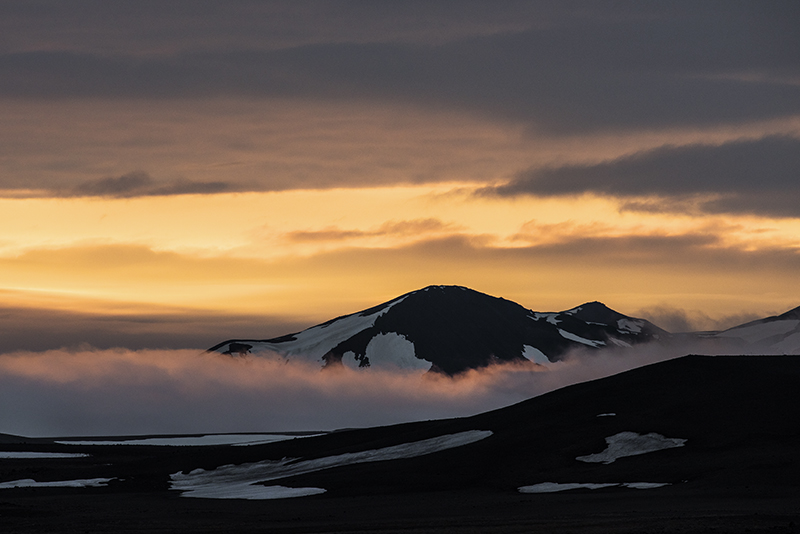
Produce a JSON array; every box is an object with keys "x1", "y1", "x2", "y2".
[
  {"x1": 0, "y1": 1, "x2": 560, "y2": 54},
  {"x1": 70, "y1": 171, "x2": 231, "y2": 198},
  {"x1": 0, "y1": 342, "x2": 728, "y2": 438},
  {"x1": 284, "y1": 218, "x2": 457, "y2": 243},
  {"x1": 485, "y1": 136, "x2": 800, "y2": 217},
  {"x1": 633, "y1": 305, "x2": 764, "y2": 333},
  {"x1": 0, "y1": 302, "x2": 309, "y2": 354},
  {"x1": 1, "y1": 3, "x2": 798, "y2": 133}
]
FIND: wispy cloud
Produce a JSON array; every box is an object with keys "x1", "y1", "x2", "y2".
[{"x1": 284, "y1": 218, "x2": 458, "y2": 243}]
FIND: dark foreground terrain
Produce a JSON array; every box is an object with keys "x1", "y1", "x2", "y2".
[{"x1": 2, "y1": 355, "x2": 799, "y2": 533}]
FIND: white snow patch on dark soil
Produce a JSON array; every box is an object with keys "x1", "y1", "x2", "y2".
[
  {"x1": 171, "y1": 430, "x2": 491, "y2": 499},
  {"x1": 57, "y1": 434, "x2": 319, "y2": 447},
  {"x1": 576, "y1": 431, "x2": 686, "y2": 464},
  {"x1": 0, "y1": 478, "x2": 113, "y2": 488},
  {"x1": 0, "y1": 451, "x2": 90, "y2": 458},
  {"x1": 518, "y1": 481, "x2": 670, "y2": 493}
]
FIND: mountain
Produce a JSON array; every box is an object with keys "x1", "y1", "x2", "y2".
[
  {"x1": 3, "y1": 355, "x2": 798, "y2": 532},
  {"x1": 705, "y1": 305, "x2": 800, "y2": 354},
  {"x1": 207, "y1": 285, "x2": 668, "y2": 375}
]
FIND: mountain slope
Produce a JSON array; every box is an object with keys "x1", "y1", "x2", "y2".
[
  {"x1": 3, "y1": 356, "x2": 798, "y2": 533},
  {"x1": 710, "y1": 305, "x2": 800, "y2": 354},
  {"x1": 208, "y1": 285, "x2": 667, "y2": 375}
]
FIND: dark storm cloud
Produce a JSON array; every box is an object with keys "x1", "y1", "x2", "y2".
[
  {"x1": 70, "y1": 171, "x2": 231, "y2": 198},
  {"x1": 485, "y1": 136, "x2": 800, "y2": 217},
  {"x1": 1, "y1": 1, "x2": 798, "y2": 133}
]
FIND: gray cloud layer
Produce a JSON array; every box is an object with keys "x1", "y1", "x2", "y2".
[
  {"x1": 1, "y1": 2, "x2": 798, "y2": 134},
  {"x1": 70, "y1": 171, "x2": 231, "y2": 198},
  {"x1": 486, "y1": 136, "x2": 800, "y2": 217}
]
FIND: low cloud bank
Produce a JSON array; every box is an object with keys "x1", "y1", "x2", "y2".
[{"x1": 0, "y1": 341, "x2": 741, "y2": 438}]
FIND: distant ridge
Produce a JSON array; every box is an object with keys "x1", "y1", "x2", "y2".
[{"x1": 709, "y1": 304, "x2": 800, "y2": 354}]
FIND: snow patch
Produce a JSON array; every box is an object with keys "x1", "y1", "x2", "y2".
[
  {"x1": 617, "y1": 319, "x2": 644, "y2": 333},
  {"x1": 57, "y1": 434, "x2": 321, "y2": 447},
  {"x1": 624, "y1": 482, "x2": 671, "y2": 489},
  {"x1": 178, "y1": 483, "x2": 326, "y2": 500},
  {"x1": 364, "y1": 332, "x2": 429, "y2": 371},
  {"x1": 0, "y1": 478, "x2": 113, "y2": 489},
  {"x1": 522, "y1": 345, "x2": 550, "y2": 365},
  {"x1": 518, "y1": 482, "x2": 617, "y2": 493},
  {"x1": 596, "y1": 413, "x2": 616, "y2": 417},
  {"x1": 716, "y1": 320, "x2": 799, "y2": 344},
  {"x1": 557, "y1": 329, "x2": 606, "y2": 347},
  {"x1": 341, "y1": 350, "x2": 361, "y2": 370},
  {"x1": 576, "y1": 431, "x2": 686, "y2": 464},
  {"x1": 532, "y1": 313, "x2": 561, "y2": 325},
  {"x1": 608, "y1": 337, "x2": 632, "y2": 348},
  {"x1": 171, "y1": 430, "x2": 492, "y2": 499},
  {"x1": 518, "y1": 481, "x2": 670, "y2": 493},
  {"x1": 772, "y1": 331, "x2": 800, "y2": 354},
  {"x1": 231, "y1": 295, "x2": 410, "y2": 363},
  {"x1": 0, "y1": 451, "x2": 90, "y2": 458}
]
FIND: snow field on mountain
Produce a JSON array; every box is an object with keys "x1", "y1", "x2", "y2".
[
  {"x1": 171, "y1": 430, "x2": 492, "y2": 499},
  {"x1": 522, "y1": 345, "x2": 550, "y2": 365},
  {"x1": 617, "y1": 318, "x2": 644, "y2": 333},
  {"x1": 343, "y1": 332, "x2": 430, "y2": 371},
  {"x1": 772, "y1": 331, "x2": 800, "y2": 353},
  {"x1": 247, "y1": 295, "x2": 410, "y2": 362},
  {"x1": 557, "y1": 329, "x2": 606, "y2": 347},
  {"x1": 716, "y1": 320, "x2": 800, "y2": 344}
]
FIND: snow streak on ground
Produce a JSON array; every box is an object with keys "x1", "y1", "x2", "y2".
[
  {"x1": 171, "y1": 430, "x2": 492, "y2": 499},
  {"x1": 57, "y1": 434, "x2": 322, "y2": 447},
  {"x1": 0, "y1": 452, "x2": 90, "y2": 458},
  {"x1": 576, "y1": 432, "x2": 686, "y2": 464},
  {"x1": 518, "y1": 482, "x2": 670, "y2": 493},
  {"x1": 0, "y1": 478, "x2": 113, "y2": 489}
]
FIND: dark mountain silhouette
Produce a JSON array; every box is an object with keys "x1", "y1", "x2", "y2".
[{"x1": 208, "y1": 285, "x2": 667, "y2": 375}]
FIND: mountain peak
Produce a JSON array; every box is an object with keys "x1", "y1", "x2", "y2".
[{"x1": 209, "y1": 286, "x2": 666, "y2": 375}]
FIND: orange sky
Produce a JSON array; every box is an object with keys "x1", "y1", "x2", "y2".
[{"x1": 1, "y1": 3, "x2": 799, "y2": 350}]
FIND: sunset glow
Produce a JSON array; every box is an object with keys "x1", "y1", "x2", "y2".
[{"x1": 1, "y1": 2, "x2": 799, "y2": 353}]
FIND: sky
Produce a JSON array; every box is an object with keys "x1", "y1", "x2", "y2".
[{"x1": 2, "y1": 0, "x2": 800, "y2": 353}]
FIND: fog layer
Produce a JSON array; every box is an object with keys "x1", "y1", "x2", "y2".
[{"x1": 0, "y1": 342, "x2": 732, "y2": 438}]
